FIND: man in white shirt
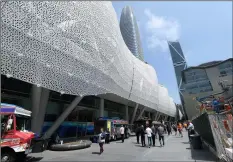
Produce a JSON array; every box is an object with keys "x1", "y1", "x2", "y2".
[
  {"x1": 146, "y1": 126, "x2": 152, "y2": 148},
  {"x1": 187, "y1": 121, "x2": 195, "y2": 142},
  {"x1": 120, "y1": 125, "x2": 125, "y2": 143}
]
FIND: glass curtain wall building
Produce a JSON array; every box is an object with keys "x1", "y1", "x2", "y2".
[
  {"x1": 168, "y1": 41, "x2": 188, "y2": 119},
  {"x1": 120, "y1": 6, "x2": 144, "y2": 62}
]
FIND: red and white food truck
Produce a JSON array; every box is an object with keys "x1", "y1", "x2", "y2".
[{"x1": 1, "y1": 103, "x2": 46, "y2": 162}]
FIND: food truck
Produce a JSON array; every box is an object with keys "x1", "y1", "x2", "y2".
[
  {"x1": 1, "y1": 103, "x2": 46, "y2": 162},
  {"x1": 91, "y1": 117, "x2": 129, "y2": 142}
]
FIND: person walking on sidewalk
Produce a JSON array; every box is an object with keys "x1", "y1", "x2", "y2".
[
  {"x1": 105, "y1": 128, "x2": 110, "y2": 144},
  {"x1": 157, "y1": 124, "x2": 165, "y2": 147},
  {"x1": 167, "y1": 123, "x2": 172, "y2": 135},
  {"x1": 146, "y1": 125, "x2": 152, "y2": 148},
  {"x1": 177, "y1": 122, "x2": 183, "y2": 137},
  {"x1": 172, "y1": 123, "x2": 177, "y2": 136},
  {"x1": 140, "y1": 125, "x2": 145, "y2": 147},
  {"x1": 135, "y1": 125, "x2": 140, "y2": 144},
  {"x1": 151, "y1": 124, "x2": 156, "y2": 146},
  {"x1": 98, "y1": 128, "x2": 105, "y2": 154},
  {"x1": 120, "y1": 125, "x2": 125, "y2": 143}
]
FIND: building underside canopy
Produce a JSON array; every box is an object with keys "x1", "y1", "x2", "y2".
[{"x1": 1, "y1": 1, "x2": 176, "y2": 117}]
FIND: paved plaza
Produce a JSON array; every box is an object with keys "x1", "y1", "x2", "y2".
[{"x1": 28, "y1": 132, "x2": 217, "y2": 162}]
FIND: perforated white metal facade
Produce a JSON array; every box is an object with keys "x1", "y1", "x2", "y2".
[{"x1": 1, "y1": 1, "x2": 176, "y2": 116}]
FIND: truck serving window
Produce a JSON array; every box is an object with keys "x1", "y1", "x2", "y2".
[{"x1": 16, "y1": 114, "x2": 30, "y2": 131}]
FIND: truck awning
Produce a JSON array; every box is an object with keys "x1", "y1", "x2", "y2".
[{"x1": 1, "y1": 103, "x2": 31, "y2": 117}]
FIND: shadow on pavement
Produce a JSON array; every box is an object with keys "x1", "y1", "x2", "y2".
[
  {"x1": 92, "y1": 152, "x2": 100, "y2": 155},
  {"x1": 134, "y1": 145, "x2": 156, "y2": 148},
  {"x1": 25, "y1": 157, "x2": 43, "y2": 162},
  {"x1": 116, "y1": 141, "x2": 123, "y2": 143},
  {"x1": 190, "y1": 144, "x2": 218, "y2": 161},
  {"x1": 182, "y1": 142, "x2": 190, "y2": 144}
]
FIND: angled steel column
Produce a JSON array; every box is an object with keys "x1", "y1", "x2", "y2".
[
  {"x1": 164, "y1": 115, "x2": 168, "y2": 121},
  {"x1": 136, "y1": 106, "x2": 146, "y2": 121},
  {"x1": 156, "y1": 113, "x2": 162, "y2": 121},
  {"x1": 125, "y1": 105, "x2": 129, "y2": 122},
  {"x1": 100, "y1": 98, "x2": 104, "y2": 117},
  {"x1": 36, "y1": 88, "x2": 50, "y2": 135},
  {"x1": 148, "y1": 112, "x2": 151, "y2": 119},
  {"x1": 31, "y1": 85, "x2": 42, "y2": 133},
  {"x1": 43, "y1": 96, "x2": 83, "y2": 139},
  {"x1": 130, "y1": 103, "x2": 139, "y2": 124},
  {"x1": 152, "y1": 112, "x2": 156, "y2": 121},
  {"x1": 155, "y1": 112, "x2": 160, "y2": 121}
]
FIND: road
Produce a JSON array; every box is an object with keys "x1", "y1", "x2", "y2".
[{"x1": 28, "y1": 132, "x2": 218, "y2": 161}]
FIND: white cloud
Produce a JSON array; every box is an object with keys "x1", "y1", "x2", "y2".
[
  {"x1": 183, "y1": 50, "x2": 193, "y2": 62},
  {"x1": 144, "y1": 9, "x2": 180, "y2": 52}
]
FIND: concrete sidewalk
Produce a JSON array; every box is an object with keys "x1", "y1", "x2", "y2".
[{"x1": 28, "y1": 131, "x2": 218, "y2": 161}]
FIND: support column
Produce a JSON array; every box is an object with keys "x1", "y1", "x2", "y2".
[
  {"x1": 100, "y1": 98, "x2": 104, "y2": 117},
  {"x1": 31, "y1": 85, "x2": 42, "y2": 133},
  {"x1": 36, "y1": 88, "x2": 50, "y2": 135},
  {"x1": 155, "y1": 112, "x2": 160, "y2": 121},
  {"x1": 164, "y1": 115, "x2": 168, "y2": 121},
  {"x1": 156, "y1": 113, "x2": 161, "y2": 121},
  {"x1": 136, "y1": 107, "x2": 146, "y2": 121},
  {"x1": 130, "y1": 103, "x2": 139, "y2": 124},
  {"x1": 151, "y1": 112, "x2": 155, "y2": 121},
  {"x1": 148, "y1": 112, "x2": 151, "y2": 119},
  {"x1": 125, "y1": 105, "x2": 129, "y2": 122},
  {"x1": 42, "y1": 96, "x2": 83, "y2": 139}
]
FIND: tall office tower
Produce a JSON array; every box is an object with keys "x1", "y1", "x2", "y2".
[
  {"x1": 120, "y1": 6, "x2": 144, "y2": 61},
  {"x1": 168, "y1": 41, "x2": 188, "y2": 119}
]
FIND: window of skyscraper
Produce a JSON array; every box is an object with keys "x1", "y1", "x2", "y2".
[{"x1": 218, "y1": 61, "x2": 233, "y2": 77}]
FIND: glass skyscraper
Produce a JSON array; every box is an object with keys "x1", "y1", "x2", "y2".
[
  {"x1": 120, "y1": 6, "x2": 144, "y2": 61},
  {"x1": 168, "y1": 41, "x2": 188, "y2": 119}
]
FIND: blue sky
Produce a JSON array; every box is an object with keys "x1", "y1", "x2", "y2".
[{"x1": 112, "y1": 1, "x2": 232, "y2": 104}]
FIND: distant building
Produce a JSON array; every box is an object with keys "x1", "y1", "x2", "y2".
[
  {"x1": 120, "y1": 6, "x2": 144, "y2": 61},
  {"x1": 168, "y1": 41, "x2": 188, "y2": 119},
  {"x1": 182, "y1": 58, "x2": 233, "y2": 119}
]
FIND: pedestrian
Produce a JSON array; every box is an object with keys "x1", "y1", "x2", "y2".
[
  {"x1": 120, "y1": 125, "x2": 125, "y2": 143},
  {"x1": 151, "y1": 124, "x2": 156, "y2": 146},
  {"x1": 172, "y1": 123, "x2": 177, "y2": 136},
  {"x1": 140, "y1": 125, "x2": 145, "y2": 147},
  {"x1": 187, "y1": 120, "x2": 195, "y2": 142},
  {"x1": 124, "y1": 125, "x2": 128, "y2": 138},
  {"x1": 98, "y1": 128, "x2": 105, "y2": 154},
  {"x1": 146, "y1": 125, "x2": 152, "y2": 148},
  {"x1": 177, "y1": 122, "x2": 183, "y2": 137},
  {"x1": 157, "y1": 124, "x2": 165, "y2": 147},
  {"x1": 183, "y1": 122, "x2": 188, "y2": 131},
  {"x1": 105, "y1": 128, "x2": 110, "y2": 144},
  {"x1": 136, "y1": 125, "x2": 140, "y2": 144},
  {"x1": 167, "y1": 123, "x2": 172, "y2": 135}
]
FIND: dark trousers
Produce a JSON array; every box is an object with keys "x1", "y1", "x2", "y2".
[
  {"x1": 136, "y1": 134, "x2": 140, "y2": 144},
  {"x1": 159, "y1": 135, "x2": 165, "y2": 146},
  {"x1": 152, "y1": 134, "x2": 155, "y2": 146},
  {"x1": 168, "y1": 130, "x2": 171, "y2": 135},
  {"x1": 121, "y1": 134, "x2": 124, "y2": 143},
  {"x1": 141, "y1": 135, "x2": 145, "y2": 146},
  {"x1": 105, "y1": 134, "x2": 110, "y2": 144},
  {"x1": 99, "y1": 143, "x2": 104, "y2": 153}
]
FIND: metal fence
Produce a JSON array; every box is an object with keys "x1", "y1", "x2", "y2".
[
  {"x1": 192, "y1": 113, "x2": 216, "y2": 149},
  {"x1": 208, "y1": 114, "x2": 232, "y2": 162},
  {"x1": 193, "y1": 112, "x2": 232, "y2": 161}
]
